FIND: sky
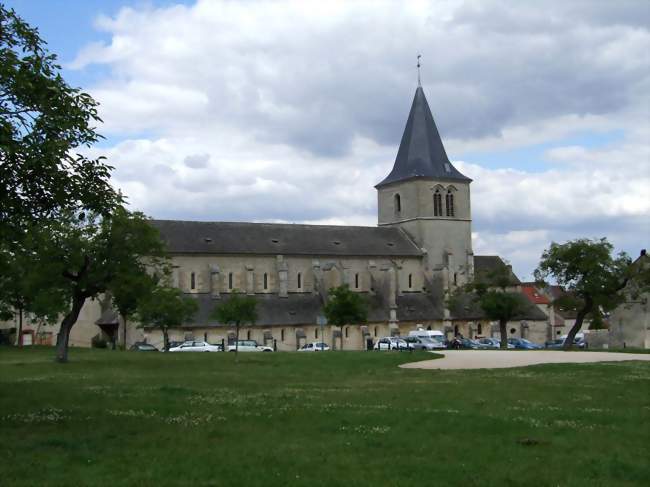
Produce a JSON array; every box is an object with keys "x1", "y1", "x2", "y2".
[{"x1": 6, "y1": 0, "x2": 650, "y2": 280}]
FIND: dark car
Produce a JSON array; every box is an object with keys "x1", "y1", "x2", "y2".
[
  {"x1": 507, "y1": 338, "x2": 543, "y2": 350},
  {"x1": 447, "y1": 337, "x2": 481, "y2": 350},
  {"x1": 129, "y1": 342, "x2": 158, "y2": 352},
  {"x1": 545, "y1": 339, "x2": 564, "y2": 349}
]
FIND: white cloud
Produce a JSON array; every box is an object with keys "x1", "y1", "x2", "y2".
[{"x1": 70, "y1": 0, "x2": 649, "y2": 279}]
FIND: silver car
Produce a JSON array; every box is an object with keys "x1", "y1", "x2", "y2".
[{"x1": 168, "y1": 341, "x2": 223, "y2": 352}]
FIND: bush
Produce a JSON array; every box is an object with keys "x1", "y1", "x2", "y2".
[{"x1": 91, "y1": 335, "x2": 108, "y2": 349}]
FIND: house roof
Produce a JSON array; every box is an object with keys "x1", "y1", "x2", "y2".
[
  {"x1": 520, "y1": 283, "x2": 551, "y2": 305},
  {"x1": 151, "y1": 220, "x2": 423, "y2": 257},
  {"x1": 376, "y1": 86, "x2": 471, "y2": 188},
  {"x1": 449, "y1": 292, "x2": 548, "y2": 321},
  {"x1": 473, "y1": 255, "x2": 521, "y2": 285}
]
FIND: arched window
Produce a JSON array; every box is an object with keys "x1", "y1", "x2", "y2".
[
  {"x1": 246, "y1": 330, "x2": 251, "y2": 340},
  {"x1": 446, "y1": 190, "x2": 455, "y2": 217},
  {"x1": 454, "y1": 325, "x2": 459, "y2": 336},
  {"x1": 315, "y1": 328, "x2": 318, "y2": 339},
  {"x1": 374, "y1": 326, "x2": 378, "y2": 337},
  {"x1": 190, "y1": 272, "x2": 196, "y2": 290},
  {"x1": 297, "y1": 273, "x2": 302, "y2": 290},
  {"x1": 453, "y1": 273, "x2": 458, "y2": 286},
  {"x1": 355, "y1": 273, "x2": 359, "y2": 289},
  {"x1": 228, "y1": 272, "x2": 233, "y2": 290},
  {"x1": 477, "y1": 323, "x2": 483, "y2": 335},
  {"x1": 433, "y1": 190, "x2": 443, "y2": 216},
  {"x1": 263, "y1": 273, "x2": 268, "y2": 290},
  {"x1": 345, "y1": 327, "x2": 349, "y2": 338},
  {"x1": 394, "y1": 193, "x2": 401, "y2": 214},
  {"x1": 408, "y1": 273, "x2": 413, "y2": 289},
  {"x1": 281, "y1": 329, "x2": 285, "y2": 341}
]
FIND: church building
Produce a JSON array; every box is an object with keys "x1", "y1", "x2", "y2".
[{"x1": 134, "y1": 84, "x2": 547, "y2": 350}]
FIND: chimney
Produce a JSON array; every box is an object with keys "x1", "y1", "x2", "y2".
[{"x1": 641, "y1": 249, "x2": 646, "y2": 257}]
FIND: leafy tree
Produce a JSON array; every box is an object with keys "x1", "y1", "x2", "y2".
[
  {"x1": 111, "y1": 270, "x2": 160, "y2": 349},
  {"x1": 212, "y1": 292, "x2": 257, "y2": 360},
  {"x1": 27, "y1": 208, "x2": 166, "y2": 362},
  {"x1": 0, "y1": 5, "x2": 119, "y2": 235},
  {"x1": 136, "y1": 286, "x2": 198, "y2": 352},
  {"x1": 535, "y1": 238, "x2": 648, "y2": 350},
  {"x1": 451, "y1": 263, "x2": 529, "y2": 349},
  {"x1": 323, "y1": 284, "x2": 367, "y2": 350}
]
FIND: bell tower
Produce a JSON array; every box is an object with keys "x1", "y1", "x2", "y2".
[{"x1": 376, "y1": 85, "x2": 473, "y2": 287}]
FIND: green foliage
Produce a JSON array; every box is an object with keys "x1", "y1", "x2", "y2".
[
  {"x1": 477, "y1": 290, "x2": 529, "y2": 324},
  {"x1": 535, "y1": 238, "x2": 634, "y2": 312},
  {"x1": 323, "y1": 284, "x2": 368, "y2": 328},
  {"x1": 136, "y1": 286, "x2": 198, "y2": 334},
  {"x1": 0, "y1": 5, "x2": 119, "y2": 232},
  {"x1": 212, "y1": 292, "x2": 258, "y2": 326},
  {"x1": 90, "y1": 335, "x2": 108, "y2": 349}
]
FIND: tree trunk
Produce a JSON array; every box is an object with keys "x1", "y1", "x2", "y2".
[
  {"x1": 563, "y1": 299, "x2": 592, "y2": 351},
  {"x1": 55, "y1": 294, "x2": 86, "y2": 363},
  {"x1": 499, "y1": 319, "x2": 508, "y2": 349},
  {"x1": 340, "y1": 326, "x2": 344, "y2": 351},
  {"x1": 16, "y1": 306, "x2": 23, "y2": 347},
  {"x1": 123, "y1": 316, "x2": 128, "y2": 350},
  {"x1": 235, "y1": 321, "x2": 240, "y2": 362},
  {"x1": 163, "y1": 328, "x2": 169, "y2": 352}
]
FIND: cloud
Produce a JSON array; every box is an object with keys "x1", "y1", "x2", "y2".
[{"x1": 70, "y1": 0, "x2": 648, "y2": 279}]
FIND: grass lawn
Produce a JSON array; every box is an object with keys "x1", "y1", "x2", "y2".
[{"x1": 1, "y1": 347, "x2": 649, "y2": 486}]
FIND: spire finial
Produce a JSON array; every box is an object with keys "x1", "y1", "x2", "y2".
[{"x1": 417, "y1": 54, "x2": 422, "y2": 87}]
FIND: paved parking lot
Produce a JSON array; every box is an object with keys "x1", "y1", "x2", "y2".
[{"x1": 400, "y1": 350, "x2": 650, "y2": 370}]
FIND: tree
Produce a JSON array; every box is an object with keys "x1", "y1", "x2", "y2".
[
  {"x1": 323, "y1": 284, "x2": 367, "y2": 350},
  {"x1": 136, "y1": 286, "x2": 198, "y2": 352},
  {"x1": 450, "y1": 263, "x2": 529, "y2": 349},
  {"x1": 111, "y1": 271, "x2": 159, "y2": 349},
  {"x1": 0, "y1": 5, "x2": 119, "y2": 235},
  {"x1": 28, "y1": 208, "x2": 167, "y2": 362},
  {"x1": 535, "y1": 238, "x2": 648, "y2": 350},
  {"x1": 212, "y1": 292, "x2": 257, "y2": 360}
]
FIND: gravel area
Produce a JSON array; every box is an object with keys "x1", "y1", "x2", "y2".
[{"x1": 400, "y1": 350, "x2": 650, "y2": 370}]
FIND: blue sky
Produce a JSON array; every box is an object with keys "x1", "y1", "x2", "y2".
[{"x1": 5, "y1": 0, "x2": 649, "y2": 279}]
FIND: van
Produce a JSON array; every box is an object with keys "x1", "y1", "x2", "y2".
[{"x1": 408, "y1": 329, "x2": 446, "y2": 348}]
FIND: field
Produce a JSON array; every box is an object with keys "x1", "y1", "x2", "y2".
[{"x1": 1, "y1": 347, "x2": 649, "y2": 486}]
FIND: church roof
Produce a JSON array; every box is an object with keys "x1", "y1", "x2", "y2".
[
  {"x1": 376, "y1": 86, "x2": 471, "y2": 188},
  {"x1": 151, "y1": 220, "x2": 423, "y2": 257}
]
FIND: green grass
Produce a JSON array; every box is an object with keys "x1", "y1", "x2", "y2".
[{"x1": 1, "y1": 347, "x2": 649, "y2": 486}]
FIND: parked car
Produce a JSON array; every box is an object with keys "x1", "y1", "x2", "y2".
[
  {"x1": 298, "y1": 342, "x2": 330, "y2": 352},
  {"x1": 227, "y1": 340, "x2": 273, "y2": 352},
  {"x1": 507, "y1": 338, "x2": 543, "y2": 350},
  {"x1": 545, "y1": 339, "x2": 565, "y2": 349},
  {"x1": 374, "y1": 337, "x2": 413, "y2": 351},
  {"x1": 559, "y1": 334, "x2": 587, "y2": 348},
  {"x1": 446, "y1": 337, "x2": 481, "y2": 349},
  {"x1": 477, "y1": 337, "x2": 514, "y2": 349},
  {"x1": 129, "y1": 342, "x2": 158, "y2": 352},
  {"x1": 169, "y1": 341, "x2": 223, "y2": 352},
  {"x1": 402, "y1": 336, "x2": 442, "y2": 351}
]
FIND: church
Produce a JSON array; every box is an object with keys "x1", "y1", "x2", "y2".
[{"x1": 130, "y1": 84, "x2": 547, "y2": 350}]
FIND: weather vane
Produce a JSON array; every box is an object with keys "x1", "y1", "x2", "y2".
[{"x1": 417, "y1": 54, "x2": 422, "y2": 86}]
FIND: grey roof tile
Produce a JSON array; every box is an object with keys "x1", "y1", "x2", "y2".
[{"x1": 151, "y1": 220, "x2": 423, "y2": 257}]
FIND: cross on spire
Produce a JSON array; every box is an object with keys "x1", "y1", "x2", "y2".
[{"x1": 417, "y1": 54, "x2": 422, "y2": 86}]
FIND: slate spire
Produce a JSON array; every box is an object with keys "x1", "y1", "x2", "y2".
[{"x1": 376, "y1": 86, "x2": 470, "y2": 188}]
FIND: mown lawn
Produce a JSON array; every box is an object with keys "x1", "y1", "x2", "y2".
[{"x1": 1, "y1": 347, "x2": 649, "y2": 486}]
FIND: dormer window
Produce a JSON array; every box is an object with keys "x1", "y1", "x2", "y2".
[{"x1": 394, "y1": 193, "x2": 401, "y2": 215}]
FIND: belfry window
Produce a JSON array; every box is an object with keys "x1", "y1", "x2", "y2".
[
  {"x1": 394, "y1": 193, "x2": 401, "y2": 215},
  {"x1": 446, "y1": 191, "x2": 455, "y2": 217},
  {"x1": 263, "y1": 273, "x2": 268, "y2": 290},
  {"x1": 190, "y1": 272, "x2": 196, "y2": 290},
  {"x1": 434, "y1": 190, "x2": 443, "y2": 216}
]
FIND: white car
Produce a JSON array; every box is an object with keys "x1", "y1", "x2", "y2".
[
  {"x1": 227, "y1": 340, "x2": 274, "y2": 352},
  {"x1": 168, "y1": 341, "x2": 223, "y2": 352},
  {"x1": 298, "y1": 342, "x2": 330, "y2": 352},
  {"x1": 374, "y1": 337, "x2": 413, "y2": 351}
]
